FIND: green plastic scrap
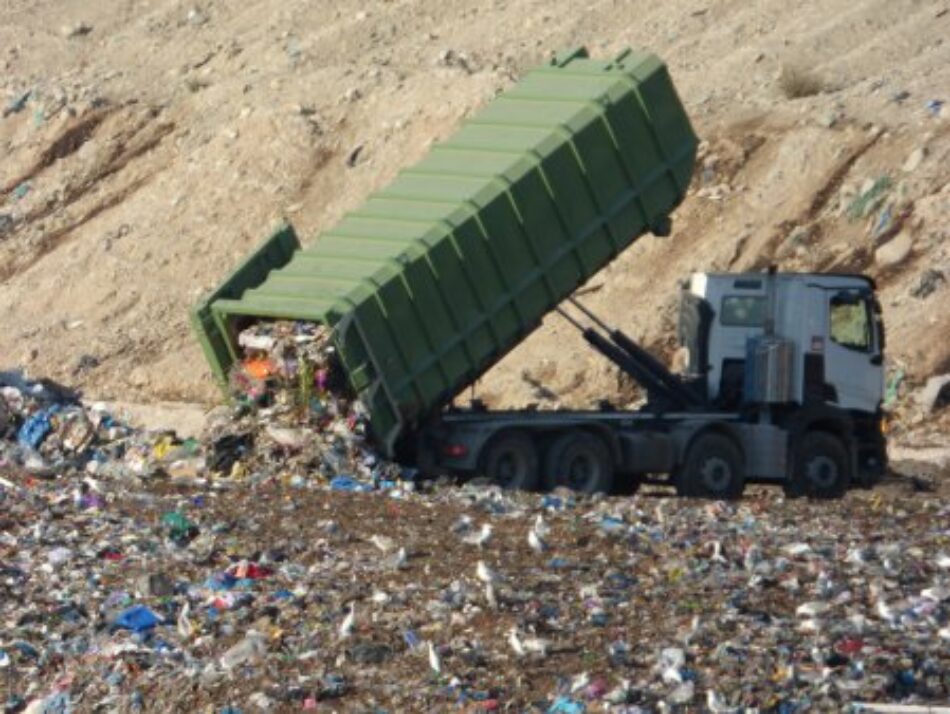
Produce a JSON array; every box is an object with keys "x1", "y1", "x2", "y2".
[
  {"x1": 884, "y1": 368, "x2": 905, "y2": 407},
  {"x1": 161, "y1": 511, "x2": 198, "y2": 544},
  {"x1": 847, "y1": 176, "x2": 892, "y2": 221},
  {"x1": 181, "y1": 438, "x2": 201, "y2": 455}
]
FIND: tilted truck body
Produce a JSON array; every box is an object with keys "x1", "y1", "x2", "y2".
[
  {"x1": 192, "y1": 47, "x2": 697, "y2": 456},
  {"x1": 193, "y1": 48, "x2": 887, "y2": 498}
]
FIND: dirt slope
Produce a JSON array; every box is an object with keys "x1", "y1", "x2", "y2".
[{"x1": 0, "y1": 0, "x2": 948, "y2": 409}]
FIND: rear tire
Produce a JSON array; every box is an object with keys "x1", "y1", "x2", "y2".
[
  {"x1": 786, "y1": 431, "x2": 850, "y2": 499},
  {"x1": 543, "y1": 431, "x2": 614, "y2": 494},
  {"x1": 675, "y1": 432, "x2": 745, "y2": 499},
  {"x1": 480, "y1": 431, "x2": 540, "y2": 491}
]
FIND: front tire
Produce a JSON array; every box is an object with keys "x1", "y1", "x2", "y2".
[
  {"x1": 675, "y1": 432, "x2": 745, "y2": 499},
  {"x1": 480, "y1": 431, "x2": 540, "y2": 491},
  {"x1": 787, "y1": 431, "x2": 850, "y2": 499}
]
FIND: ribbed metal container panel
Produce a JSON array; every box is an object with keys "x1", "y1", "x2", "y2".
[{"x1": 192, "y1": 47, "x2": 698, "y2": 455}]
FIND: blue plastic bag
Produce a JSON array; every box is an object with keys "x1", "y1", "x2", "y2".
[
  {"x1": 548, "y1": 697, "x2": 585, "y2": 714},
  {"x1": 598, "y1": 515, "x2": 626, "y2": 533},
  {"x1": 38, "y1": 691, "x2": 72, "y2": 714},
  {"x1": 17, "y1": 406, "x2": 59, "y2": 449},
  {"x1": 403, "y1": 629, "x2": 421, "y2": 650},
  {"x1": 330, "y1": 475, "x2": 373, "y2": 493},
  {"x1": 13, "y1": 641, "x2": 39, "y2": 660},
  {"x1": 115, "y1": 605, "x2": 162, "y2": 632},
  {"x1": 205, "y1": 573, "x2": 238, "y2": 591},
  {"x1": 542, "y1": 494, "x2": 573, "y2": 510}
]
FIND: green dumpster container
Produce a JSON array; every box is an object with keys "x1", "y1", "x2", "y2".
[{"x1": 192, "y1": 47, "x2": 698, "y2": 456}]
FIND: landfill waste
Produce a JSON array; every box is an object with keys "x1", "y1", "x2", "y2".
[
  {"x1": 1, "y1": 90, "x2": 30, "y2": 117},
  {"x1": 2, "y1": 366, "x2": 950, "y2": 709},
  {"x1": 114, "y1": 605, "x2": 163, "y2": 633},
  {"x1": 885, "y1": 368, "x2": 906, "y2": 408},
  {"x1": 911, "y1": 269, "x2": 946, "y2": 299},
  {"x1": 847, "y1": 176, "x2": 893, "y2": 221},
  {"x1": 218, "y1": 320, "x2": 404, "y2": 481},
  {"x1": 871, "y1": 206, "x2": 894, "y2": 241},
  {"x1": 925, "y1": 99, "x2": 944, "y2": 117}
]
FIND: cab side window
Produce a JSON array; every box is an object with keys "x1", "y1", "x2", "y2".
[
  {"x1": 720, "y1": 296, "x2": 766, "y2": 327},
  {"x1": 829, "y1": 292, "x2": 871, "y2": 352}
]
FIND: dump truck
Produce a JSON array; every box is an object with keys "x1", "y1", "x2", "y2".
[{"x1": 193, "y1": 47, "x2": 887, "y2": 499}]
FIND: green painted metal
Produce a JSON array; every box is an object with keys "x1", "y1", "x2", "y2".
[
  {"x1": 192, "y1": 47, "x2": 698, "y2": 456},
  {"x1": 191, "y1": 224, "x2": 301, "y2": 388}
]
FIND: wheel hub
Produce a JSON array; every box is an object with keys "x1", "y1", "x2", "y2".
[
  {"x1": 700, "y1": 456, "x2": 732, "y2": 492},
  {"x1": 566, "y1": 454, "x2": 594, "y2": 489},
  {"x1": 806, "y1": 455, "x2": 838, "y2": 488}
]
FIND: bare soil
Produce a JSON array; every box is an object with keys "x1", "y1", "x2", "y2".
[{"x1": 1, "y1": 0, "x2": 947, "y2": 415}]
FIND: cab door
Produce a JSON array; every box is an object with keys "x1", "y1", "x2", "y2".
[{"x1": 822, "y1": 289, "x2": 884, "y2": 413}]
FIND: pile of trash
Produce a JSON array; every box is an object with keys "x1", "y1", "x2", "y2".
[
  {"x1": 2, "y1": 452, "x2": 950, "y2": 711},
  {"x1": 0, "y1": 370, "x2": 141, "y2": 479},
  {"x1": 0, "y1": 320, "x2": 405, "y2": 488},
  {"x1": 3, "y1": 363, "x2": 950, "y2": 711},
  {"x1": 227, "y1": 321, "x2": 345, "y2": 417}
]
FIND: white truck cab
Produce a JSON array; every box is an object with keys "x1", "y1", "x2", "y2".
[{"x1": 683, "y1": 272, "x2": 885, "y2": 414}]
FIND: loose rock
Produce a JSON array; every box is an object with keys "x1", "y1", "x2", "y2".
[
  {"x1": 902, "y1": 146, "x2": 928, "y2": 173},
  {"x1": 917, "y1": 374, "x2": 950, "y2": 413},
  {"x1": 874, "y1": 230, "x2": 913, "y2": 267},
  {"x1": 61, "y1": 22, "x2": 93, "y2": 38}
]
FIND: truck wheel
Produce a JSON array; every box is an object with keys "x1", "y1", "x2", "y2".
[
  {"x1": 676, "y1": 433, "x2": 744, "y2": 499},
  {"x1": 787, "y1": 431, "x2": 850, "y2": 499},
  {"x1": 481, "y1": 432, "x2": 540, "y2": 491},
  {"x1": 543, "y1": 432, "x2": 614, "y2": 494}
]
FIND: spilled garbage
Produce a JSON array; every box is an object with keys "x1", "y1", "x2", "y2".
[{"x1": 2, "y1": 367, "x2": 950, "y2": 711}]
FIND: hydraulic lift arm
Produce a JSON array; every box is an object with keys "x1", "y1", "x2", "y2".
[{"x1": 556, "y1": 298, "x2": 706, "y2": 410}]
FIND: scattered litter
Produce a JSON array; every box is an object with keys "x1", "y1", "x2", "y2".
[
  {"x1": 871, "y1": 205, "x2": 893, "y2": 240},
  {"x1": 910, "y1": 269, "x2": 946, "y2": 299},
  {"x1": 346, "y1": 144, "x2": 364, "y2": 167},
  {"x1": 114, "y1": 605, "x2": 163, "y2": 633},
  {"x1": 847, "y1": 176, "x2": 892, "y2": 220},
  {"x1": 2, "y1": 90, "x2": 30, "y2": 117},
  {"x1": 2, "y1": 364, "x2": 950, "y2": 709},
  {"x1": 925, "y1": 99, "x2": 944, "y2": 117},
  {"x1": 884, "y1": 368, "x2": 905, "y2": 407}
]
